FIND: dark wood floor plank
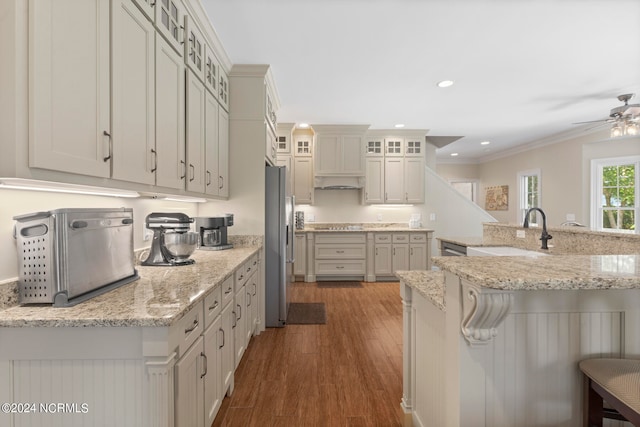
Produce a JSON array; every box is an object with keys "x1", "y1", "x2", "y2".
[{"x1": 212, "y1": 281, "x2": 402, "y2": 427}]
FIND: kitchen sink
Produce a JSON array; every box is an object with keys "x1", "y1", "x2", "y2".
[{"x1": 467, "y1": 246, "x2": 549, "y2": 257}]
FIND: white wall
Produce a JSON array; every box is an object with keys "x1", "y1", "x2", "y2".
[
  {"x1": 437, "y1": 130, "x2": 640, "y2": 227},
  {"x1": 0, "y1": 189, "x2": 199, "y2": 283}
]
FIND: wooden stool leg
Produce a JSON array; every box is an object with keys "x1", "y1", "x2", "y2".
[{"x1": 583, "y1": 375, "x2": 603, "y2": 427}]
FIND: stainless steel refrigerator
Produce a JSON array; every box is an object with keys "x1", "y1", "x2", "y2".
[{"x1": 265, "y1": 166, "x2": 294, "y2": 327}]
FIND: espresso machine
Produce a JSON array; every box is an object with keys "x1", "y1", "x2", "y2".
[
  {"x1": 142, "y1": 213, "x2": 197, "y2": 266},
  {"x1": 195, "y1": 214, "x2": 234, "y2": 250}
]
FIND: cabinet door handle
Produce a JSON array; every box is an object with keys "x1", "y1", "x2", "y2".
[
  {"x1": 252, "y1": 283, "x2": 257, "y2": 296},
  {"x1": 385, "y1": 192, "x2": 388, "y2": 201},
  {"x1": 208, "y1": 300, "x2": 219, "y2": 311},
  {"x1": 150, "y1": 148, "x2": 157, "y2": 172},
  {"x1": 393, "y1": 248, "x2": 396, "y2": 256},
  {"x1": 219, "y1": 175, "x2": 224, "y2": 189},
  {"x1": 180, "y1": 160, "x2": 186, "y2": 179},
  {"x1": 103, "y1": 130, "x2": 112, "y2": 162},
  {"x1": 237, "y1": 304, "x2": 242, "y2": 320},
  {"x1": 247, "y1": 292, "x2": 251, "y2": 306},
  {"x1": 200, "y1": 352, "x2": 207, "y2": 378},
  {"x1": 179, "y1": 26, "x2": 185, "y2": 45},
  {"x1": 219, "y1": 327, "x2": 225, "y2": 349},
  {"x1": 184, "y1": 318, "x2": 199, "y2": 334},
  {"x1": 375, "y1": 248, "x2": 378, "y2": 256},
  {"x1": 189, "y1": 164, "x2": 195, "y2": 181},
  {"x1": 206, "y1": 170, "x2": 212, "y2": 186},
  {"x1": 411, "y1": 248, "x2": 414, "y2": 256},
  {"x1": 405, "y1": 192, "x2": 408, "y2": 202},
  {"x1": 232, "y1": 311, "x2": 236, "y2": 328}
]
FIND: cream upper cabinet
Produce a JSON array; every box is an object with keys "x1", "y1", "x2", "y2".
[
  {"x1": 293, "y1": 157, "x2": 314, "y2": 204},
  {"x1": 294, "y1": 135, "x2": 313, "y2": 156},
  {"x1": 218, "y1": 68, "x2": 229, "y2": 112},
  {"x1": 184, "y1": 14, "x2": 205, "y2": 81},
  {"x1": 404, "y1": 156, "x2": 425, "y2": 203},
  {"x1": 204, "y1": 46, "x2": 219, "y2": 99},
  {"x1": 205, "y1": 92, "x2": 220, "y2": 196},
  {"x1": 28, "y1": 0, "x2": 111, "y2": 178},
  {"x1": 111, "y1": 0, "x2": 156, "y2": 185},
  {"x1": 384, "y1": 158, "x2": 405, "y2": 203},
  {"x1": 313, "y1": 125, "x2": 367, "y2": 176},
  {"x1": 385, "y1": 137, "x2": 404, "y2": 157},
  {"x1": 155, "y1": 33, "x2": 186, "y2": 190},
  {"x1": 186, "y1": 69, "x2": 207, "y2": 193},
  {"x1": 217, "y1": 108, "x2": 230, "y2": 198},
  {"x1": 364, "y1": 158, "x2": 384, "y2": 204},
  {"x1": 365, "y1": 137, "x2": 384, "y2": 157},
  {"x1": 155, "y1": 0, "x2": 185, "y2": 54}
]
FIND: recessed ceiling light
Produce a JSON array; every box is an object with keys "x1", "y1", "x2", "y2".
[
  {"x1": 437, "y1": 80, "x2": 454, "y2": 88},
  {"x1": 450, "y1": 153, "x2": 459, "y2": 157},
  {"x1": 298, "y1": 123, "x2": 309, "y2": 128},
  {"x1": 480, "y1": 141, "x2": 491, "y2": 145},
  {"x1": 394, "y1": 124, "x2": 405, "y2": 128}
]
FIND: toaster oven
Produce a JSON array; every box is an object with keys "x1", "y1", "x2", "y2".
[{"x1": 13, "y1": 208, "x2": 139, "y2": 307}]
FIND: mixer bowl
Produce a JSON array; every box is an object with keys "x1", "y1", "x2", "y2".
[{"x1": 163, "y1": 231, "x2": 198, "y2": 260}]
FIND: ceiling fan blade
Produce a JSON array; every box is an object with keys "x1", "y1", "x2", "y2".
[
  {"x1": 572, "y1": 118, "x2": 610, "y2": 125},
  {"x1": 583, "y1": 122, "x2": 610, "y2": 131}
]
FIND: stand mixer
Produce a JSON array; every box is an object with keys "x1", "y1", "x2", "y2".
[{"x1": 142, "y1": 213, "x2": 197, "y2": 266}]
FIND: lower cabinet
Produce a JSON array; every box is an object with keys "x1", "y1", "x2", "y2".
[
  {"x1": 374, "y1": 232, "x2": 429, "y2": 276},
  {"x1": 203, "y1": 317, "x2": 222, "y2": 427},
  {"x1": 233, "y1": 283, "x2": 246, "y2": 369},
  {"x1": 293, "y1": 234, "x2": 306, "y2": 277},
  {"x1": 175, "y1": 335, "x2": 205, "y2": 427},
  {"x1": 314, "y1": 233, "x2": 366, "y2": 279}
]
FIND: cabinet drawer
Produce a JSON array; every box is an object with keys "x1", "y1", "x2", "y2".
[
  {"x1": 315, "y1": 233, "x2": 366, "y2": 244},
  {"x1": 246, "y1": 254, "x2": 258, "y2": 276},
  {"x1": 375, "y1": 233, "x2": 392, "y2": 243},
  {"x1": 204, "y1": 281, "x2": 224, "y2": 329},
  {"x1": 315, "y1": 244, "x2": 366, "y2": 259},
  {"x1": 172, "y1": 302, "x2": 203, "y2": 357},
  {"x1": 315, "y1": 260, "x2": 366, "y2": 275},
  {"x1": 410, "y1": 233, "x2": 427, "y2": 242},
  {"x1": 393, "y1": 233, "x2": 409, "y2": 243},
  {"x1": 221, "y1": 275, "x2": 234, "y2": 306}
]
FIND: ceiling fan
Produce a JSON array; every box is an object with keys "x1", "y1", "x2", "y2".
[{"x1": 574, "y1": 94, "x2": 640, "y2": 136}]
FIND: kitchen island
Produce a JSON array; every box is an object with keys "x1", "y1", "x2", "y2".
[
  {"x1": 0, "y1": 242, "x2": 262, "y2": 427},
  {"x1": 398, "y1": 254, "x2": 640, "y2": 427}
]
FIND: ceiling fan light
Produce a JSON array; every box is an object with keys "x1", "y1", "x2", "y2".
[
  {"x1": 625, "y1": 121, "x2": 639, "y2": 136},
  {"x1": 611, "y1": 123, "x2": 623, "y2": 138}
]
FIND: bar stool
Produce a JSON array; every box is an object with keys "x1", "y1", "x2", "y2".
[{"x1": 579, "y1": 358, "x2": 640, "y2": 427}]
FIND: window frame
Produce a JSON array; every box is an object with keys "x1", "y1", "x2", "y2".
[
  {"x1": 590, "y1": 155, "x2": 640, "y2": 234},
  {"x1": 517, "y1": 168, "x2": 541, "y2": 224}
]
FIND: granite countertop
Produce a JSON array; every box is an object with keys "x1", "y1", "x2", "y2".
[
  {"x1": 436, "y1": 236, "x2": 487, "y2": 247},
  {"x1": 395, "y1": 270, "x2": 445, "y2": 311},
  {"x1": 433, "y1": 254, "x2": 640, "y2": 291},
  {"x1": 296, "y1": 223, "x2": 434, "y2": 233},
  {"x1": 0, "y1": 246, "x2": 260, "y2": 328}
]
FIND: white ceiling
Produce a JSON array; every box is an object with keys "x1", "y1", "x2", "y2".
[{"x1": 203, "y1": 0, "x2": 640, "y2": 162}]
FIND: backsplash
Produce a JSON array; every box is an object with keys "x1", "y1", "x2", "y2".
[
  {"x1": 0, "y1": 281, "x2": 19, "y2": 310},
  {"x1": 483, "y1": 223, "x2": 640, "y2": 255}
]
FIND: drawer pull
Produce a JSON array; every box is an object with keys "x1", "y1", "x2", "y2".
[
  {"x1": 225, "y1": 287, "x2": 232, "y2": 295},
  {"x1": 184, "y1": 318, "x2": 199, "y2": 334},
  {"x1": 208, "y1": 300, "x2": 219, "y2": 311},
  {"x1": 238, "y1": 274, "x2": 244, "y2": 281},
  {"x1": 336, "y1": 250, "x2": 344, "y2": 254},
  {"x1": 200, "y1": 352, "x2": 207, "y2": 378},
  {"x1": 336, "y1": 266, "x2": 344, "y2": 269}
]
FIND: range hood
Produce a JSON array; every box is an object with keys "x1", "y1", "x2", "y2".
[{"x1": 314, "y1": 176, "x2": 365, "y2": 190}]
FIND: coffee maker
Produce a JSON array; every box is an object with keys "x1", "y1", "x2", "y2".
[{"x1": 195, "y1": 214, "x2": 234, "y2": 250}]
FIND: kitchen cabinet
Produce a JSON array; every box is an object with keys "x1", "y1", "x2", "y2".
[
  {"x1": 374, "y1": 232, "x2": 429, "y2": 276},
  {"x1": 186, "y1": 70, "x2": 207, "y2": 193},
  {"x1": 204, "y1": 91, "x2": 229, "y2": 198},
  {"x1": 155, "y1": 33, "x2": 186, "y2": 190},
  {"x1": 112, "y1": 0, "x2": 157, "y2": 185},
  {"x1": 382, "y1": 153, "x2": 425, "y2": 204},
  {"x1": 233, "y1": 284, "x2": 246, "y2": 369},
  {"x1": 294, "y1": 135, "x2": 313, "y2": 156},
  {"x1": 246, "y1": 270, "x2": 258, "y2": 342},
  {"x1": 293, "y1": 157, "x2": 314, "y2": 204},
  {"x1": 276, "y1": 123, "x2": 295, "y2": 154},
  {"x1": 365, "y1": 137, "x2": 384, "y2": 156},
  {"x1": 364, "y1": 158, "x2": 385, "y2": 203},
  {"x1": 175, "y1": 335, "x2": 205, "y2": 427},
  {"x1": 384, "y1": 158, "x2": 405, "y2": 203},
  {"x1": 28, "y1": 0, "x2": 111, "y2": 178},
  {"x1": 184, "y1": 13, "x2": 205, "y2": 81},
  {"x1": 132, "y1": 0, "x2": 185, "y2": 55},
  {"x1": 266, "y1": 124, "x2": 278, "y2": 166},
  {"x1": 220, "y1": 297, "x2": 235, "y2": 396},
  {"x1": 314, "y1": 233, "x2": 366, "y2": 279},
  {"x1": 294, "y1": 234, "x2": 307, "y2": 277},
  {"x1": 204, "y1": 46, "x2": 220, "y2": 99},
  {"x1": 314, "y1": 134, "x2": 364, "y2": 176},
  {"x1": 203, "y1": 316, "x2": 222, "y2": 427},
  {"x1": 218, "y1": 68, "x2": 229, "y2": 112},
  {"x1": 385, "y1": 137, "x2": 404, "y2": 157}
]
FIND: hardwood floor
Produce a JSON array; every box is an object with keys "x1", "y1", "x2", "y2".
[{"x1": 212, "y1": 281, "x2": 404, "y2": 427}]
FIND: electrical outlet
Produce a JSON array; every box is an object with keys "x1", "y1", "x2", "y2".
[
  {"x1": 516, "y1": 230, "x2": 526, "y2": 238},
  {"x1": 566, "y1": 213, "x2": 576, "y2": 221},
  {"x1": 376, "y1": 213, "x2": 382, "y2": 221}
]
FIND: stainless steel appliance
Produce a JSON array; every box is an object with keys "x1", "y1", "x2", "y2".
[
  {"x1": 195, "y1": 215, "x2": 234, "y2": 250},
  {"x1": 265, "y1": 166, "x2": 295, "y2": 327},
  {"x1": 13, "y1": 208, "x2": 138, "y2": 307},
  {"x1": 142, "y1": 212, "x2": 197, "y2": 266}
]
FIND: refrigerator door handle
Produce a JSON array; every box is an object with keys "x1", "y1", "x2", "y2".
[{"x1": 286, "y1": 195, "x2": 295, "y2": 264}]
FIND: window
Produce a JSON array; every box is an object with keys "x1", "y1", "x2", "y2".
[
  {"x1": 450, "y1": 180, "x2": 479, "y2": 204},
  {"x1": 591, "y1": 156, "x2": 639, "y2": 234},
  {"x1": 518, "y1": 169, "x2": 541, "y2": 224}
]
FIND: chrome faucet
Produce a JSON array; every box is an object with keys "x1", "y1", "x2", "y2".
[{"x1": 523, "y1": 207, "x2": 552, "y2": 250}]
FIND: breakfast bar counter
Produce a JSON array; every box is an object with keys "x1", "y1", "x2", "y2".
[{"x1": 399, "y1": 254, "x2": 640, "y2": 427}]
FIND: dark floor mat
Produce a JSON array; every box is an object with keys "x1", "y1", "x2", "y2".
[
  {"x1": 287, "y1": 302, "x2": 327, "y2": 324},
  {"x1": 317, "y1": 281, "x2": 363, "y2": 288}
]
